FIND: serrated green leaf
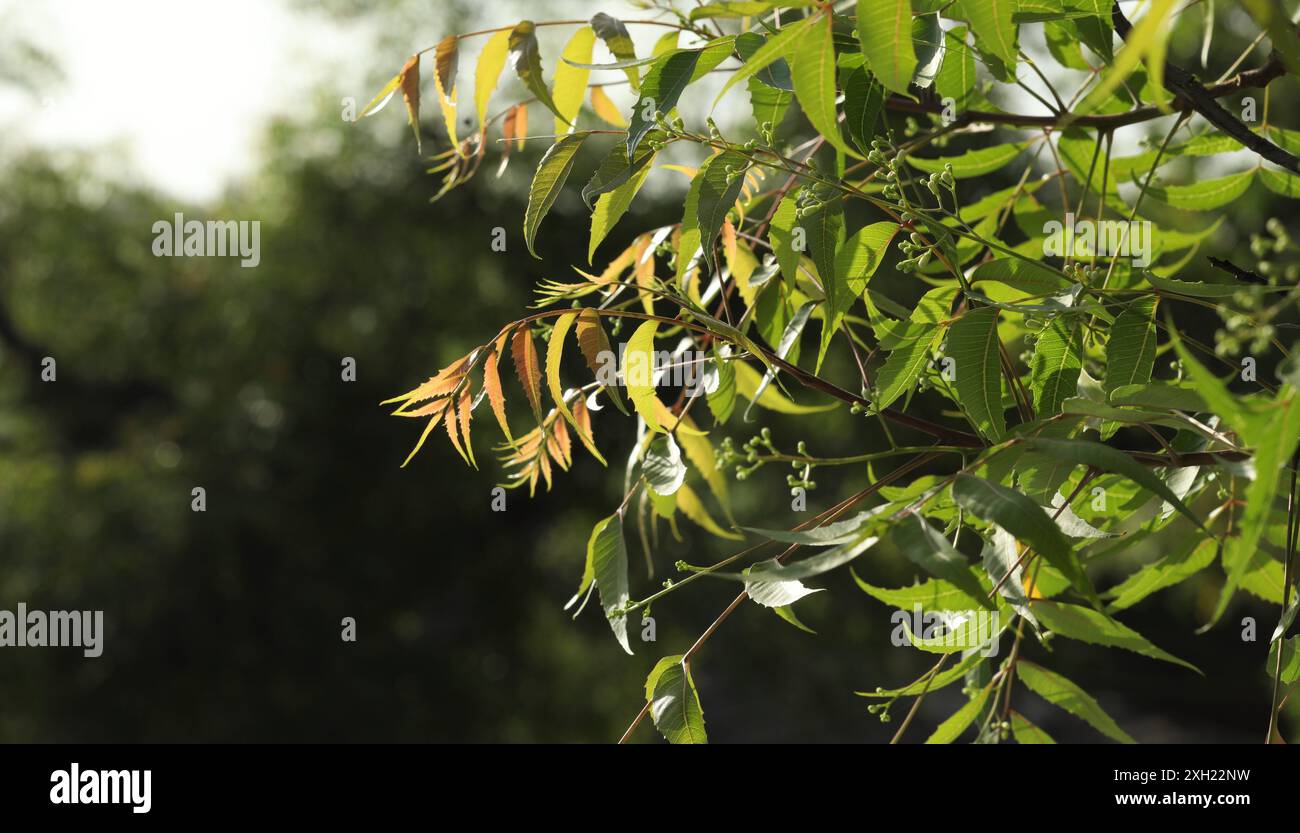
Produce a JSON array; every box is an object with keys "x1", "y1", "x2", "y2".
[
  {"x1": 893, "y1": 514, "x2": 996, "y2": 608},
  {"x1": 629, "y1": 39, "x2": 734, "y2": 155},
  {"x1": 857, "y1": 0, "x2": 917, "y2": 94},
  {"x1": 713, "y1": 14, "x2": 815, "y2": 107},
  {"x1": 1020, "y1": 437, "x2": 1203, "y2": 530},
  {"x1": 524, "y1": 131, "x2": 590, "y2": 259},
  {"x1": 589, "y1": 513, "x2": 633, "y2": 654},
  {"x1": 1031, "y1": 601, "x2": 1200, "y2": 672},
  {"x1": 819, "y1": 221, "x2": 896, "y2": 370},
  {"x1": 626, "y1": 319, "x2": 663, "y2": 432},
  {"x1": 1147, "y1": 169, "x2": 1256, "y2": 210},
  {"x1": 909, "y1": 142, "x2": 1026, "y2": 178},
  {"x1": 509, "y1": 21, "x2": 564, "y2": 120},
  {"x1": 1017, "y1": 660, "x2": 1135, "y2": 743},
  {"x1": 960, "y1": 0, "x2": 1019, "y2": 67},
  {"x1": 853, "y1": 568, "x2": 988, "y2": 612},
  {"x1": 475, "y1": 29, "x2": 512, "y2": 126},
  {"x1": 1108, "y1": 537, "x2": 1217, "y2": 612},
  {"x1": 925, "y1": 684, "x2": 992, "y2": 744},
  {"x1": 591, "y1": 12, "x2": 640, "y2": 90},
  {"x1": 1010, "y1": 710, "x2": 1056, "y2": 743},
  {"x1": 947, "y1": 306, "x2": 1006, "y2": 441},
  {"x1": 1029, "y1": 317, "x2": 1082, "y2": 418},
  {"x1": 1104, "y1": 296, "x2": 1157, "y2": 394},
  {"x1": 696, "y1": 150, "x2": 751, "y2": 274},
  {"x1": 587, "y1": 146, "x2": 655, "y2": 262},
  {"x1": 790, "y1": 12, "x2": 855, "y2": 157},
  {"x1": 953, "y1": 474, "x2": 1095, "y2": 603},
  {"x1": 553, "y1": 27, "x2": 595, "y2": 135},
  {"x1": 645, "y1": 656, "x2": 707, "y2": 743}
]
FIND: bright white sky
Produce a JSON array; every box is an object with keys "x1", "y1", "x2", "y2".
[{"x1": 0, "y1": 0, "x2": 372, "y2": 202}]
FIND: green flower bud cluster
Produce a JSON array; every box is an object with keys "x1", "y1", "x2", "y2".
[
  {"x1": 866, "y1": 702, "x2": 893, "y2": 722},
  {"x1": 898, "y1": 231, "x2": 935, "y2": 272}
]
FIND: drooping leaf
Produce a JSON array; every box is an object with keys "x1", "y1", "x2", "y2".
[
  {"x1": 509, "y1": 21, "x2": 564, "y2": 120},
  {"x1": 398, "y1": 54, "x2": 422, "y2": 150},
  {"x1": 790, "y1": 12, "x2": 854, "y2": 157},
  {"x1": 676, "y1": 482, "x2": 742, "y2": 540},
  {"x1": 857, "y1": 0, "x2": 916, "y2": 95},
  {"x1": 552, "y1": 27, "x2": 595, "y2": 135},
  {"x1": 483, "y1": 331, "x2": 515, "y2": 443},
  {"x1": 644, "y1": 434, "x2": 687, "y2": 496},
  {"x1": 645, "y1": 656, "x2": 707, "y2": 743},
  {"x1": 590, "y1": 512, "x2": 633, "y2": 654},
  {"x1": 1107, "y1": 537, "x2": 1217, "y2": 612},
  {"x1": 511, "y1": 326, "x2": 543, "y2": 421},
  {"x1": 747, "y1": 300, "x2": 816, "y2": 421},
  {"x1": 589, "y1": 85, "x2": 628, "y2": 127},
  {"x1": 575, "y1": 308, "x2": 628, "y2": 413},
  {"x1": 587, "y1": 145, "x2": 656, "y2": 261},
  {"x1": 960, "y1": 0, "x2": 1018, "y2": 67},
  {"x1": 430, "y1": 36, "x2": 460, "y2": 149},
  {"x1": 1029, "y1": 317, "x2": 1082, "y2": 418},
  {"x1": 982, "y1": 525, "x2": 1035, "y2": 626},
  {"x1": 947, "y1": 306, "x2": 1006, "y2": 441},
  {"x1": 819, "y1": 221, "x2": 896, "y2": 371},
  {"x1": 591, "y1": 12, "x2": 640, "y2": 90},
  {"x1": 626, "y1": 319, "x2": 664, "y2": 432},
  {"x1": 524, "y1": 131, "x2": 590, "y2": 258},
  {"x1": 695, "y1": 150, "x2": 751, "y2": 274},
  {"x1": 546, "y1": 312, "x2": 604, "y2": 463},
  {"x1": 475, "y1": 29, "x2": 512, "y2": 126}
]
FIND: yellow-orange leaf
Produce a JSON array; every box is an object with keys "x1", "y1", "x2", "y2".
[
  {"x1": 512, "y1": 326, "x2": 543, "y2": 421},
  {"x1": 575, "y1": 308, "x2": 628, "y2": 414},
  {"x1": 401, "y1": 403, "x2": 450, "y2": 468},
  {"x1": 483, "y1": 331, "x2": 514, "y2": 443},
  {"x1": 457, "y1": 386, "x2": 476, "y2": 468},
  {"x1": 444, "y1": 394, "x2": 469, "y2": 465},
  {"x1": 399, "y1": 54, "x2": 421, "y2": 151},
  {"x1": 384, "y1": 353, "x2": 471, "y2": 412},
  {"x1": 475, "y1": 29, "x2": 511, "y2": 127},
  {"x1": 432, "y1": 36, "x2": 460, "y2": 152},
  {"x1": 589, "y1": 85, "x2": 627, "y2": 128},
  {"x1": 546, "y1": 312, "x2": 606, "y2": 464}
]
